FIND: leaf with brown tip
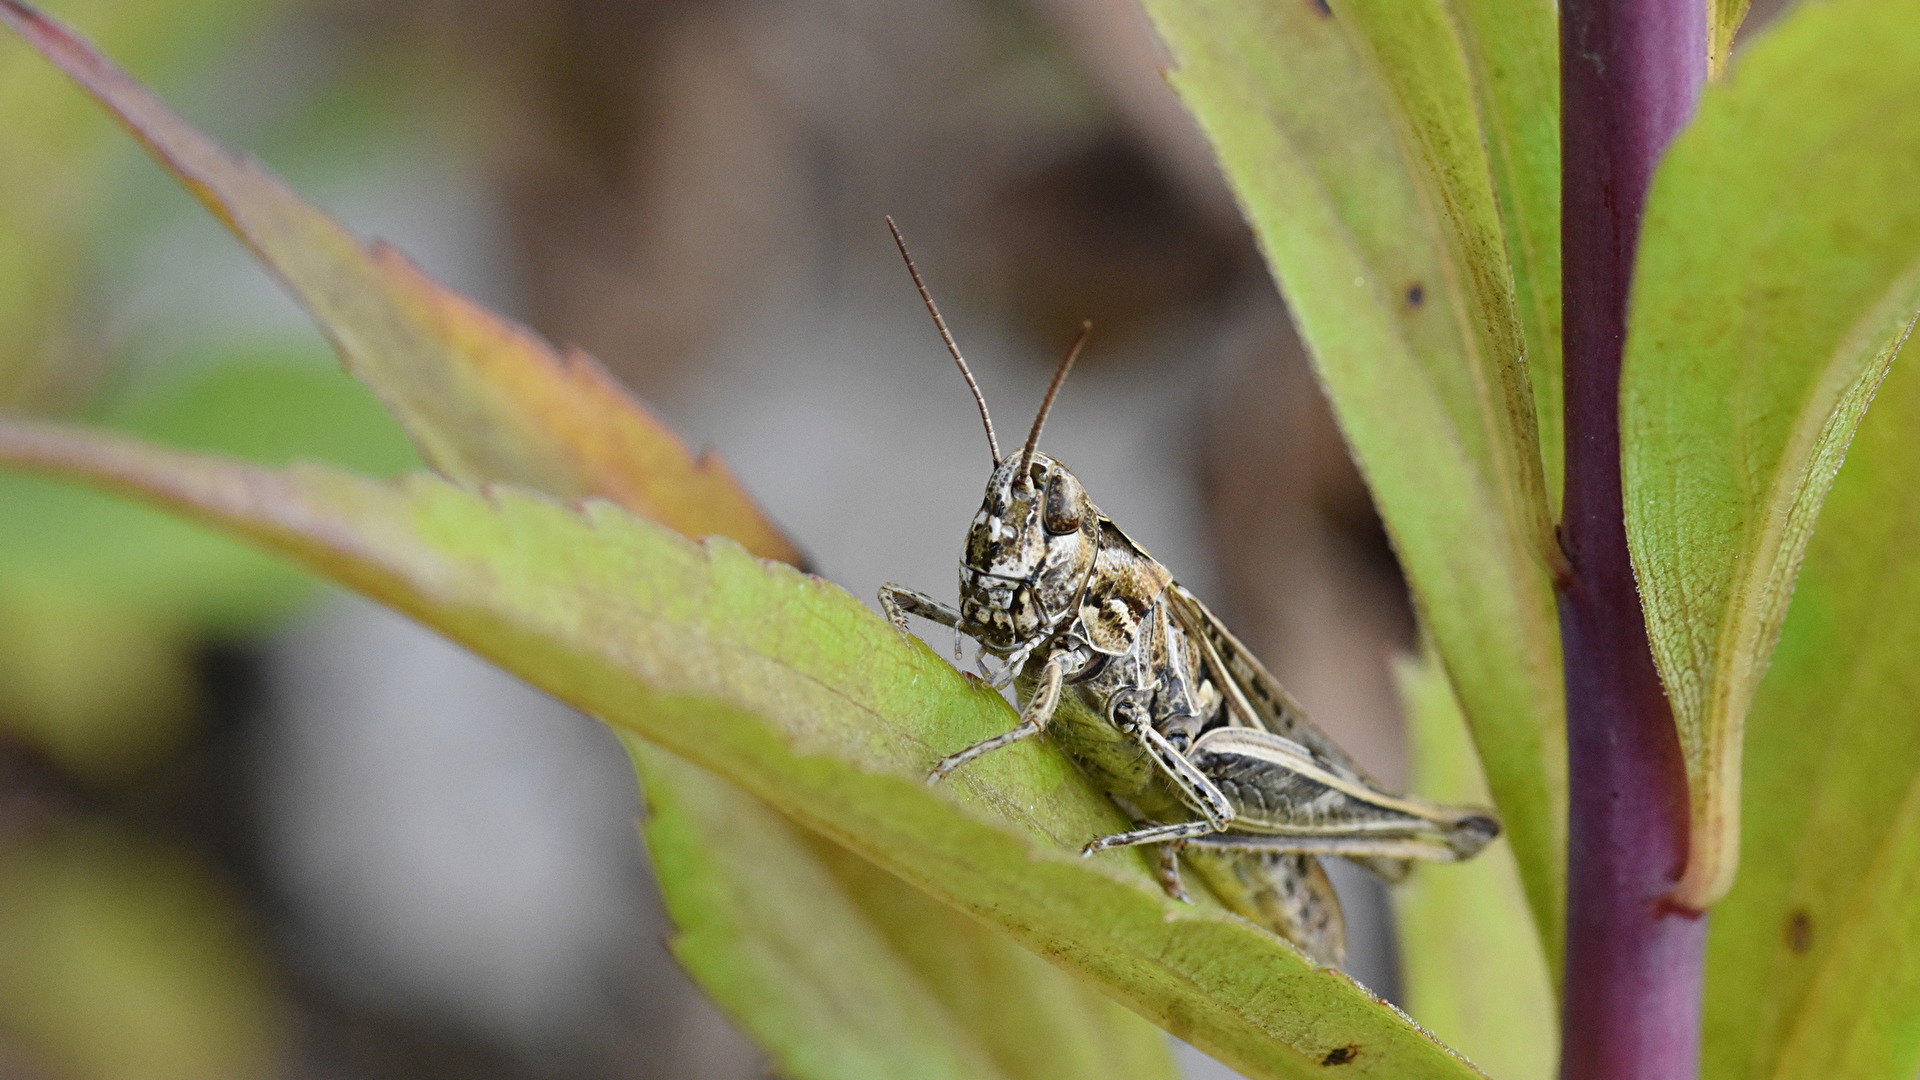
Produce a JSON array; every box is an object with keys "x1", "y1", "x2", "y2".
[{"x1": 0, "y1": 0, "x2": 800, "y2": 566}]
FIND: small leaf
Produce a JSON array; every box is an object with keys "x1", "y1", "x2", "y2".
[
  {"x1": 636, "y1": 745, "x2": 1179, "y2": 1080},
  {"x1": 1700, "y1": 323, "x2": 1920, "y2": 1080},
  {"x1": 0, "y1": 421, "x2": 1489, "y2": 1080},
  {"x1": 1138, "y1": 0, "x2": 1566, "y2": 964},
  {"x1": 0, "y1": 0, "x2": 801, "y2": 567},
  {"x1": 1393, "y1": 649, "x2": 1557, "y2": 1080},
  {"x1": 1621, "y1": 0, "x2": 1920, "y2": 908}
]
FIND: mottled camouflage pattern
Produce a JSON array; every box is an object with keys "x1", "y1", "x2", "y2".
[{"x1": 883, "y1": 448, "x2": 1499, "y2": 970}]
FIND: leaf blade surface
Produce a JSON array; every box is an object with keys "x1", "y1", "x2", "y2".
[
  {"x1": 0, "y1": 421, "x2": 1488, "y2": 1080},
  {"x1": 1622, "y1": 0, "x2": 1920, "y2": 907},
  {"x1": 1138, "y1": 0, "x2": 1566, "y2": 961},
  {"x1": 1700, "y1": 320, "x2": 1920, "y2": 1080}
]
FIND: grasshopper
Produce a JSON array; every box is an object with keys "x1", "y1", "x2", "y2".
[{"x1": 877, "y1": 219, "x2": 1499, "y2": 966}]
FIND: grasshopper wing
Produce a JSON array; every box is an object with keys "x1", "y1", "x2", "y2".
[
  {"x1": 1167, "y1": 584, "x2": 1434, "y2": 883},
  {"x1": 1165, "y1": 584, "x2": 1381, "y2": 785}
]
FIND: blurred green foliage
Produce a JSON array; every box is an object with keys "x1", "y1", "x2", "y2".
[
  {"x1": 0, "y1": 351, "x2": 418, "y2": 778},
  {"x1": 0, "y1": 822, "x2": 283, "y2": 1080},
  {"x1": 0, "y1": 3, "x2": 426, "y2": 1078}
]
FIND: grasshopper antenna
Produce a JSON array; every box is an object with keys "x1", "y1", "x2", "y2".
[
  {"x1": 886, "y1": 216, "x2": 1000, "y2": 463},
  {"x1": 1019, "y1": 321, "x2": 1090, "y2": 481}
]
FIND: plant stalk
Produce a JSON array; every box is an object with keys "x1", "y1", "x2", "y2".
[{"x1": 1558, "y1": 1, "x2": 1708, "y2": 1078}]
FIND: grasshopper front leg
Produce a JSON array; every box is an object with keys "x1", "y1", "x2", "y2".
[
  {"x1": 879, "y1": 583, "x2": 962, "y2": 632},
  {"x1": 927, "y1": 649, "x2": 1066, "y2": 784},
  {"x1": 880, "y1": 583, "x2": 969, "y2": 663}
]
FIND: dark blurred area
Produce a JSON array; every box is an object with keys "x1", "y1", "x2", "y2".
[{"x1": 0, "y1": 1, "x2": 1434, "y2": 1076}]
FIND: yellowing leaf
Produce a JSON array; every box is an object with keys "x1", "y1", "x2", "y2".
[
  {"x1": 1621, "y1": 0, "x2": 1920, "y2": 908},
  {"x1": 0, "y1": 421, "x2": 1490, "y2": 1080},
  {"x1": 0, "y1": 0, "x2": 800, "y2": 566},
  {"x1": 0, "y1": 9, "x2": 1185, "y2": 1076},
  {"x1": 1138, "y1": 0, "x2": 1566, "y2": 963},
  {"x1": 0, "y1": 0, "x2": 276, "y2": 406},
  {"x1": 1710, "y1": 0, "x2": 1754, "y2": 80},
  {"x1": 1331, "y1": 0, "x2": 1561, "y2": 511}
]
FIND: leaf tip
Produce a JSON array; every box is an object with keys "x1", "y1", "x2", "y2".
[{"x1": 0, "y1": 0, "x2": 92, "y2": 67}]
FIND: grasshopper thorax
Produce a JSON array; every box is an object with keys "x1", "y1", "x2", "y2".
[{"x1": 959, "y1": 451, "x2": 1100, "y2": 652}]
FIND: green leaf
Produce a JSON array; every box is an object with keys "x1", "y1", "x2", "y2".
[
  {"x1": 0, "y1": 821, "x2": 283, "y2": 1080},
  {"x1": 1138, "y1": 0, "x2": 1566, "y2": 965},
  {"x1": 0, "y1": 355, "x2": 418, "y2": 777},
  {"x1": 636, "y1": 745, "x2": 1179, "y2": 1080},
  {"x1": 0, "y1": 421, "x2": 1490, "y2": 1080},
  {"x1": 1700, "y1": 313, "x2": 1920, "y2": 1079},
  {"x1": 1621, "y1": 0, "x2": 1920, "y2": 908},
  {"x1": 1329, "y1": 0, "x2": 1561, "y2": 510},
  {"x1": 1394, "y1": 650, "x2": 1556, "y2": 1080},
  {"x1": 0, "y1": 10, "x2": 1182, "y2": 1078}
]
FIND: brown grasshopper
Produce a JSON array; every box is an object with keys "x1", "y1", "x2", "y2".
[{"x1": 877, "y1": 219, "x2": 1499, "y2": 967}]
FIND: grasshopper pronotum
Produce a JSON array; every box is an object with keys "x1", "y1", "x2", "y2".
[{"x1": 878, "y1": 220, "x2": 1498, "y2": 966}]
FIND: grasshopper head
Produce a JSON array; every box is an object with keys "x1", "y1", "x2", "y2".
[
  {"x1": 958, "y1": 451, "x2": 1100, "y2": 651},
  {"x1": 884, "y1": 219, "x2": 1099, "y2": 653}
]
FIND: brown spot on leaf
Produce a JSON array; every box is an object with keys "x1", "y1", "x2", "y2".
[
  {"x1": 1406, "y1": 283, "x2": 1425, "y2": 308},
  {"x1": 1785, "y1": 909, "x2": 1814, "y2": 954},
  {"x1": 1321, "y1": 1045, "x2": 1359, "y2": 1066},
  {"x1": 1310, "y1": 0, "x2": 1333, "y2": 14}
]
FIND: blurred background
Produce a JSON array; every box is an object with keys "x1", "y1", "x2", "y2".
[{"x1": 0, "y1": 0, "x2": 1512, "y2": 1076}]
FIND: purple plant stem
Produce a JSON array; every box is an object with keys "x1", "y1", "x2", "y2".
[{"x1": 1558, "y1": 1, "x2": 1708, "y2": 1078}]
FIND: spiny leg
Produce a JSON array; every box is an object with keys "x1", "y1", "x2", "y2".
[
  {"x1": 1179, "y1": 829, "x2": 1469, "y2": 863},
  {"x1": 879, "y1": 584, "x2": 970, "y2": 663},
  {"x1": 927, "y1": 651, "x2": 1065, "y2": 784}
]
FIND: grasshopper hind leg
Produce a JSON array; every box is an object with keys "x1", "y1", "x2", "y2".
[{"x1": 1184, "y1": 848, "x2": 1347, "y2": 968}]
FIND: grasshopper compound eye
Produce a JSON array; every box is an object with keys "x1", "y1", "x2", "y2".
[{"x1": 1043, "y1": 470, "x2": 1085, "y2": 534}]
